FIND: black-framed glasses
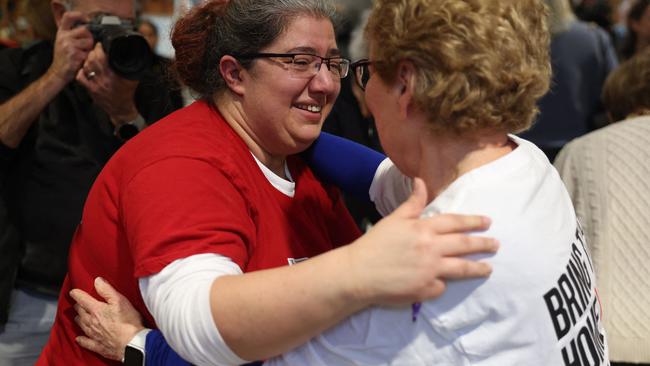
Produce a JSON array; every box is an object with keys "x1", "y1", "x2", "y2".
[
  {"x1": 235, "y1": 53, "x2": 351, "y2": 80},
  {"x1": 351, "y1": 59, "x2": 379, "y2": 91}
]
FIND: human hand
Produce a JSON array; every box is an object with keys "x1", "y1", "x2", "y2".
[
  {"x1": 75, "y1": 43, "x2": 140, "y2": 127},
  {"x1": 346, "y1": 178, "x2": 498, "y2": 306},
  {"x1": 48, "y1": 11, "x2": 94, "y2": 84},
  {"x1": 70, "y1": 277, "x2": 145, "y2": 361}
]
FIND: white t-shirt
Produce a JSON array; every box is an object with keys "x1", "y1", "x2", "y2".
[{"x1": 267, "y1": 136, "x2": 609, "y2": 366}]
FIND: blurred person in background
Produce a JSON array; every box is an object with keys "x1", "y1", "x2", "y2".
[
  {"x1": 574, "y1": 0, "x2": 617, "y2": 37},
  {"x1": 620, "y1": 0, "x2": 650, "y2": 59},
  {"x1": 555, "y1": 48, "x2": 650, "y2": 366},
  {"x1": 0, "y1": 0, "x2": 56, "y2": 48},
  {"x1": 0, "y1": 0, "x2": 182, "y2": 364},
  {"x1": 138, "y1": 18, "x2": 159, "y2": 52},
  {"x1": 0, "y1": 0, "x2": 18, "y2": 48},
  {"x1": 330, "y1": 0, "x2": 372, "y2": 59},
  {"x1": 520, "y1": 0, "x2": 618, "y2": 162}
]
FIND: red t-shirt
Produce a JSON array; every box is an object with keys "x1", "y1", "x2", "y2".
[{"x1": 37, "y1": 101, "x2": 361, "y2": 365}]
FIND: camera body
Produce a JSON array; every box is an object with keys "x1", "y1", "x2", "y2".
[{"x1": 88, "y1": 15, "x2": 153, "y2": 80}]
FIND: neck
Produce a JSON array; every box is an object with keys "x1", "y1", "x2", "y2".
[
  {"x1": 214, "y1": 93, "x2": 287, "y2": 178},
  {"x1": 416, "y1": 128, "x2": 515, "y2": 202}
]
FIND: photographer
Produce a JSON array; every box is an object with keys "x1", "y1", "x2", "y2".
[{"x1": 0, "y1": 0, "x2": 182, "y2": 363}]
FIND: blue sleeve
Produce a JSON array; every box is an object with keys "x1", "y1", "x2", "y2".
[
  {"x1": 145, "y1": 330, "x2": 190, "y2": 366},
  {"x1": 144, "y1": 330, "x2": 264, "y2": 366},
  {"x1": 303, "y1": 132, "x2": 386, "y2": 202}
]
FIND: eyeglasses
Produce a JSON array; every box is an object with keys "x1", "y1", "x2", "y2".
[
  {"x1": 350, "y1": 59, "x2": 378, "y2": 91},
  {"x1": 235, "y1": 53, "x2": 351, "y2": 80}
]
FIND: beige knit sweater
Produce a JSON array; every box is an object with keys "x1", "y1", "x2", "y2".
[{"x1": 554, "y1": 115, "x2": 650, "y2": 363}]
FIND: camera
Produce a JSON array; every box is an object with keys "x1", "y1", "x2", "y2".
[{"x1": 87, "y1": 15, "x2": 153, "y2": 80}]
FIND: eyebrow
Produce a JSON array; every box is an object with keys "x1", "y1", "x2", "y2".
[{"x1": 286, "y1": 46, "x2": 342, "y2": 57}]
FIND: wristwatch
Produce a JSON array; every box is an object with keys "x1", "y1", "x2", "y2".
[
  {"x1": 123, "y1": 328, "x2": 150, "y2": 366},
  {"x1": 115, "y1": 114, "x2": 146, "y2": 142}
]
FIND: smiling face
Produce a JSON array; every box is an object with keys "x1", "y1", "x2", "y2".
[{"x1": 238, "y1": 15, "x2": 341, "y2": 156}]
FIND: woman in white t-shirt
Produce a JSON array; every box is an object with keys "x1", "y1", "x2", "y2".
[{"x1": 269, "y1": 0, "x2": 610, "y2": 364}]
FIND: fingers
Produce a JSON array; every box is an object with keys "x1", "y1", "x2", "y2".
[
  {"x1": 74, "y1": 302, "x2": 91, "y2": 319},
  {"x1": 437, "y1": 257, "x2": 493, "y2": 280},
  {"x1": 421, "y1": 213, "x2": 491, "y2": 235},
  {"x1": 432, "y1": 234, "x2": 499, "y2": 257},
  {"x1": 59, "y1": 11, "x2": 89, "y2": 31},
  {"x1": 70, "y1": 288, "x2": 103, "y2": 314},
  {"x1": 425, "y1": 279, "x2": 447, "y2": 300},
  {"x1": 66, "y1": 25, "x2": 93, "y2": 40},
  {"x1": 390, "y1": 178, "x2": 428, "y2": 219},
  {"x1": 79, "y1": 44, "x2": 110, "y2": 85},
  {"x1": 76, "y1": 67, "x2": 92, "y2": 87},
  {"x1": 94, "y1": 277, "x2": 120, "y2": 304},
  {"x1": 84, "y1": 43, "x2": 108, "y2": 73}
]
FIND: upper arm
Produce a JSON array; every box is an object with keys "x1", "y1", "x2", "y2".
[
  {"x1": 139, "y1": 254, "x2": 247, "y2": 366},
  {"x1": 368, "y1": 159, "x2": 413, "y2": 216},
  {"x1": 121, "y1": 157, "x2": 256, "y2": 277}
]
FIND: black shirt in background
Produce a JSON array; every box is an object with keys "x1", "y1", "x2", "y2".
[{"x1": 0, "y1": 41, "x2": 182, "y2": 323}]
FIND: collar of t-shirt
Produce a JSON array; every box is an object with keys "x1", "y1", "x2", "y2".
[{"x1": 251, "y1": 152, "x2": 295, "y2": 197}]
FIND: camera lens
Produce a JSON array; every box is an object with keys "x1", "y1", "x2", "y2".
[{"x1": 107, "y1": 34, "x2": 153, "y2": 80}]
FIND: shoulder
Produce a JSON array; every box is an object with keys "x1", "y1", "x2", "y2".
[
  {"x1": 0, "y1": 41, "x2": 51, "y2": 76},
  {"x1": 557, "y1": 21, "x2": 611, "y2": 50},
  {"x1": 0, "y1": 42, "x2": 52, "y2": 99},
  {"x1": 107, "y1": 101, "x2": 258, "y2": 187}
]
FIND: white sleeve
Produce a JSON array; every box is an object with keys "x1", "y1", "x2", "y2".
[
  {"x1": 368, "y1": 158, "x2": 413, "y2": 217},
  {"x1": 138, "y1": 253, "x2": 248, "y2": 366}
]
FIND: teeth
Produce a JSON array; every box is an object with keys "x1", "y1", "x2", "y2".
[{"x1": 296, "y1": 104, "x2": 322, "y2": 113}]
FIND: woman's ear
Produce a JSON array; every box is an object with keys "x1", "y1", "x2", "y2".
[
  {"x1": 396, "y1": 60, "x2": 416, "y2": 119},
  {"x1": 219, "y1": 55, "x2": 246, "y2": 96}
]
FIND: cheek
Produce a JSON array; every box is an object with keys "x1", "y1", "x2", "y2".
[{"x1": 364, "y1": 82, "x2": 381, "y2": 116}]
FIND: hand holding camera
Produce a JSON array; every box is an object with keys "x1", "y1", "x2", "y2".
[
  {"x1": 85, "y1": 14, "x2": 153, "y2": 80},
  {"x1": 48, "y1": 11, "x2": 94, "y2": 84},
  {"x1": 68, "y1": 13, "x2": 153, "y2": 127},
  {"x1": 76, "y1": 43, "x2": 140, "y2": 128}
]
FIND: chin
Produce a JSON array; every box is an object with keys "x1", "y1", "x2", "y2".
[{"x1": 288, "y1": 129, "x2": 321, "y2": 153}]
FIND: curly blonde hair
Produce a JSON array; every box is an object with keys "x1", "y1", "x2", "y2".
[{"x1": 365, "y1": 0, "x2": 551, "y2": 135}]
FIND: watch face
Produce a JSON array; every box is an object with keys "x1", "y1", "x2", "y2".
[
  {"x1": 118, "y1": 123, "x2": 140, "y2": 141},
  {"x1": 123, "y1": 345, "x2": 144, "y2": 366}
]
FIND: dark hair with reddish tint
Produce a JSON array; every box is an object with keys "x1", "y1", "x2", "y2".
[{"x1": 171, "y1": 0, "x2": 337, "y2": 97}]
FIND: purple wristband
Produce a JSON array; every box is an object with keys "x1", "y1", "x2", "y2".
[{"x1": 411, "y1": 302, "x2": 422, "y2": 322}]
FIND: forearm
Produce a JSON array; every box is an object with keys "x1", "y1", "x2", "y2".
[
  {"x1": 211, "y1": 245, "x2": 365, "y2": 361},
  {"x1": 0, "y1": 70, "x2": 67, "y2": 148}
]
